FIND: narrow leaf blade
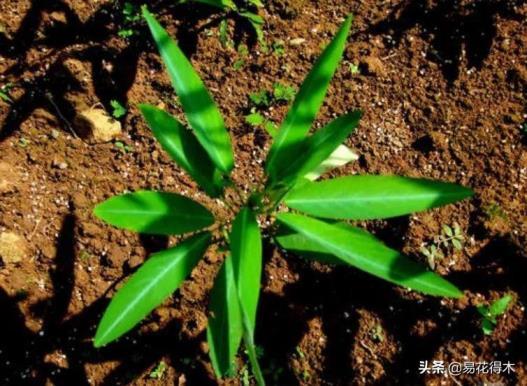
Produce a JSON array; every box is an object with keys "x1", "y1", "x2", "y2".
[
  {"x1": 285, "y1": 176, "x2": 473, "y2": 220},
  {"x1": 489, "y1": 295, "x2": 512, "y2": 317},
  {"x1": 143, "y1": 8, "x2": 234, "y2": 174},
  {"x1": 139, "y1": 104, "x2": 224, "y2": 197},
  {"x1": 190, "y1": 0, "x2": 236, "y2": 10},
  {"x1": 207, "y1": 255, "x2": 243, "y2": 377},
  {"x1": 94, "y1": 191, "x2": 214, "y2": 235},
  {"x1": 230, "y1": 207, "x2": 262, "y2": 334},
  {"x1": 271, "y1": 110, "x2": 361, "y2": 187},
  {"x1": 265, "y1": 15, "x2": 353, "y2": 180},
  {"x1": 94, "y1": 233, "x2": 211, "y2": 347},
  {"x1": 305, "y1": 144, "x2": 359, "y2": 181},
  {"x1": 275, "y1": 213, "x2": 462, "y2": 298}
]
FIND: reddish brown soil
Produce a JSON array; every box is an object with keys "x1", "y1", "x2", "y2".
[{"x1": 1, "y1": 0, "x2": 526, "y2": 385}]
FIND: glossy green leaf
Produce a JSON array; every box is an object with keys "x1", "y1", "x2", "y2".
[
  {"x1": 275, "y1": 213, "x2": 462, "y2": 298},
  {"x1": 190, "y1": 0, "x2": 237, "y2": 10},
  {"x1": 285, "y1": 175, "x2": 474, "y2": 220},
  {"x1": 270, "y1": 111, "x2": 361, "y2": 187},
  {"x1": 230, "y1": 208, "x2": 262, "y2": 334},
  {"x1": 265, "y1": 15, "x2": 353, "y2": 180},
  {"x1": 94, "y1": 233, "x2": 211, "y2": 347},
  {"x1": 94, "y1": 191, "x2": 214, "y2": 235},
  {"x1": 305, "y1": 144, "x2": 359, "y2": 181},
  {"x1": 207, "y1": 255, "x2": 243, "y2": 377},
  {"x1": 143, "y1": 8, "x2": 234, "y2": 174},
  {"x1": 489, "y1": 295, "x2": 512, "y2": 318},
  {"x1": 139, "y1": 104, "x2": 224, "y2": 197}
]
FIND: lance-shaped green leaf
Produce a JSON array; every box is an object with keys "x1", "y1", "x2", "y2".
[
  {"x1": 304, "y1": 144, "x2": 358, "y2": 181},
  {"x1": 94, "y1": 191, "x2": 214, "y2": 235},
  {"x1": 270, "y1": 111, "x2": 361, "y2": 187},
  {"x1": 230, "y1": 208, "x2": 262, "y2": 334},
  {"x1": 285, "y1": 175, "x2": 473, "y2": 220},
  {"x1": 265, "y1": 15, "x2": 353, "y2": 181},
  {"x1": 275, "y1": 213, "x2": 462, "y2": 298},
  {"x1": 139, "y1": 104, "x2": 224, "y2": 197},
  {"x1": 143, "y1": 8, "x2": 234, "y2": 174},
  {"x1": 94, "y1": 232, "x2": 211, "y2": 347},
  {"x1": 189, "y1": 0, "x2": 237, "y2": 10},
  {"x1": 207, "y1": 255, "x2": 243, "y2": 377}
]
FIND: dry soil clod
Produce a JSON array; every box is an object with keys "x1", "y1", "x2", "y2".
[
  {"x1": 74, "y1": 107, "x2": 122, "y2": 144},
  {"x1": 0, "y1": 232, "x2": 29, "y2": 264},
  {"x1": 0, "y1": 162, "x2": 19, "y2": 194}
]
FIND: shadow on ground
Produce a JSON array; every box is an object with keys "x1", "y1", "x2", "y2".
[
  {"x1": 0, "y1": 0, "x2": 258, "y2": 143},
  {"x1": 368, "y1": 0, "x2": 524, "y2": 82}
]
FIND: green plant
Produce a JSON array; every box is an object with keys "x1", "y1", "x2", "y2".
[
  {"x1": 187, "y1": 0, "x2": 266, "y2": 46},
  {"x1": 0, "y1": 83, "x2": 14, "y2": 103},
  {"x1": 110, "y1": 99, "x2": 127, "y2": 119},
  {"x1": 118, "y1": 2, "x2": 141, "y2": 38},
  {"x1": 149, "y1": 360, "x2": 167, "y2": 379},
  {"x1": 114, "y1": 141, "x2": 133, "y2": 153},
  {"x1": 272, "y1": 82, "x2": 296, "y2": 103},
  {"x1": 349, "y1": 62, "x2": 360, "y2": 75},
  {"x1": 477, "y1": 295, "x2": 513, "y2": 335},
  {"x1": 92, "y1": 8, "x2": 473, "y2": 385},
  {"x1": 420, "y1": 223, "x2": 464, "y2": 269},
  {"x1": 249, "y1": 90, "x2": 271, "y2": 107}
]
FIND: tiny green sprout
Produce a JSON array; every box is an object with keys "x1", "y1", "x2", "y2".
[
  {"x1": 118, "y1": 2, "x2": 141, "y2": 39},
  {"x1": 0, "y1": 83, "x2": 14, "y2": 103},
  {"x1": 440, "y1": 223, "x2": 464, "y2": 251},
  {"x1": 233, "y1": 45, "x2": 248, "y2": 70},
  {"x1": 92, "y1": 9, "x2": 473, "y2": 386},
  {"x1": 521, "y1": 121, "x2": 527, "y2": 135},
  {"x1": 118, "y1": 29, "x2": 134, "y2": 38},
  {"x1": 245, "y1": 110, "x2": 278, "y2": 137},
  {"x1": 219, "y1": 19, "x2": 232, "y2": 48},
  {"x1": 484, "y1": 202, "x2": 508, "y2": 220},
  {"x1": 114, "y1": 141, "x2": 133, "y2": 153},
  {"x1": 240, "y1": 364, "x2": 251, "y2": 386},
  {"x1": 273, "y1": 82, "x2": 295, "y2": 102},
  {"x1": 149, "y1": 360, "x2": 167, "y2": 379},
  {"x1": 477, "y1": 295, "x2": 513, "y2": 335},
  {"x1": 18, "y1": 137, "x2": 30, "y2": 148},
  {"x1": 79, "y1": 250, "x2": 92, "y2": 261},
  {"x1": 295, "y1": 346, "x2": 306, "y2": 359},
  {"x1": 110, "y1": 100, "x2": 127, "y2": 119},
  {"x1": 349, "y1": 62, "x2": 360, "y2": 75},
  {"x1": 245, "y1": 112, "x2": 265, "y2": 126},
  {"x1": 371, "y1": 324, "x2": 385, "y2": 342},
  {"x1": 272, "y1": 40, "x2": 285, "y2": 56},
  {"x1": 420, "y1": 244, "x2": 444, "y2": 270},
  {"x1": 249, "y1": 90, "x2": 271, "y2": 107}
]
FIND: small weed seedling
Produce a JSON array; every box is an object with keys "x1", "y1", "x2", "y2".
[
  {"x1": 114, "y1": 141, "x2": 133, "y2": 153},
  {"x1": 0, "y1": 83, "x2": 14, "y2": 103},
  {"x1": 110, "y1": 99, "x2": 127, "y2": 119},
  {"x1": 484, "y1": 202, "x2": 508, "y2": 221},
  {"x1": 477, "y1": 295, "x2": 513, "y2": 335},
  {"x1": 421, "y1": 223, "x2": 465, "y2": 269},
  {"x1": 439, "y1": 223, "x2": 464, "y2": 250},
  {"x1": 118, "y1": 2, "x2": 142, "y2": 38},
  {"x1": 371, "y1": 324, "x2": 385, "y2": 342},
  {"x1": 149, "y1": 361, "x2": 167, "y2": 379},
  {"x1": 349, "y1": 62, "x2": 360, "y2": 75},
  {"x1": 92, "y1": 8, "x2": 473, "y2": 385},
  {"x1": 249, "y1": 90, "x2": 271, "y2": 107},
  {"x1": 273, "y1": 82, "x2": 296, "y2": 103},
  {"x1": 245, "y1": 111, "x2": 278, "y2": 137},
  {"x1": 188, "y1": 0, "x2": 266, "y2": 47}
]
